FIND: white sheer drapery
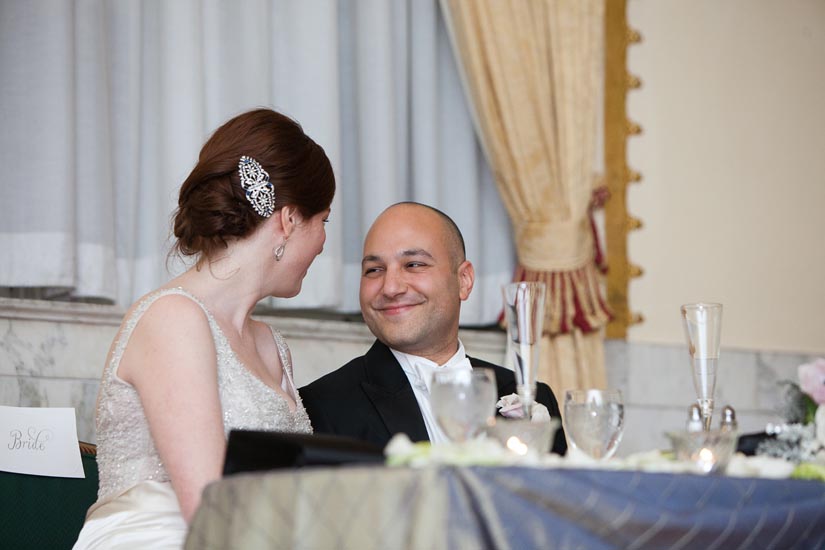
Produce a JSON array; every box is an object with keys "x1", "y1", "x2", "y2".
[{"x1": 0, "y1": 0, "x2": 513, "y2": 324}]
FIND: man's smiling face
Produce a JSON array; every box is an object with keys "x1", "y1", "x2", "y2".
[{"x1": 359, "y1": 204, "x2": 474, "y2": 364}]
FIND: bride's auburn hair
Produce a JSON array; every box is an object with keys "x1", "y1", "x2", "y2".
[{"x1": 172, "y1": 108, "x2": 335, "y2": 260}]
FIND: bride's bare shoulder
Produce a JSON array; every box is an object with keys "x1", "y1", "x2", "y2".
[
  {"x1": 119, "y1": 290, "x2": 212, "y2": 348},
  {"x1": 117, "y1": 290, "x2": 216, "y2": 383}
]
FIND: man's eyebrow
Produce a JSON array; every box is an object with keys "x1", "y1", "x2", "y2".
[
  {"x1": 361, "y1": 254, "x2": 382, "y2": 266},
  {"x1": 400, "y1": 249, "x2": 434, "y2": 260},
  {"x1": 361, "y1": 249, "x2": 434, "y2": 265}
]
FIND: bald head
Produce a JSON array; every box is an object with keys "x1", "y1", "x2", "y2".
[{"x1": 374, "y1": 202, "x2": 466, "y2": 269}]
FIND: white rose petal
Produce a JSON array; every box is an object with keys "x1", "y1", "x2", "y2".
[
  {"x1": 384, "y1": 433, "x2": 415, "y2": 457},
  {"x1": 726, "y1": 454, "x2": 796, "y2": 479},
  {"x1": 530, "y1": 403, "x2": 551, "y2": 422},
  {"x1": 816, "y1": 405, "x2": 825, "y2": 446}
]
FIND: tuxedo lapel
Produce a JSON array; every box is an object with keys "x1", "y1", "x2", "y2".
[
  {"x1": 360, "y1": 341, "x2": 430, "y2": 442},
  {"x1": 469, "y1": 357, "x2": 516, "y2": 398}
]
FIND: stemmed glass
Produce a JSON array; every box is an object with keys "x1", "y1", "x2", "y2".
[
  {"x1": 680, "y1": 303, "x2": 722, "y2": 431},
  {"x1": 430, "y1": 368, "x2": 497, "y2": 443},
  {"x1": 502, "y1": 282, "x2": 546, "y2": 417},
  {"x1": 563, "y1": 389, "x2": 625, "y2": 460}
]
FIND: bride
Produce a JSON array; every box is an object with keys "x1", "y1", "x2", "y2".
[{"x1": 74, "y1": 108, "x2": 335, "y2": 548}]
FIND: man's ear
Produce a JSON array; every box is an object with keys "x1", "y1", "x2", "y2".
[{"x1": 457, "y1": 260, "x2": 475, "y2": 301}]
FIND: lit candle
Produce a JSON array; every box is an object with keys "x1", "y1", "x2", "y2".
[
  {"x1": 697, "y1": 447, "x2": 716, "y2": 473},
  {"x1": 506, "y1": 436, "x2": 529, "y2": 456}
]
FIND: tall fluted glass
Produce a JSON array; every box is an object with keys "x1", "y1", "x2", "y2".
[
  {"x1": 502, "y1": 282, "x2": 546, "y2": 417},
  {"x1": 680, "y1": 303, "x2": 723, "y2": 431}
]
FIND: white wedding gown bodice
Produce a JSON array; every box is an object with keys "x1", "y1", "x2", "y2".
[{"x1": 74, "y1": 287, "x2": 312, "y2": 549}]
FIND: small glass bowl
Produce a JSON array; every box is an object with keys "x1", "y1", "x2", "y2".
[
  {"x1": 665, "y1": 429, "x2": 739, "y2": 474},
  {"x1": 486, "y1": 418, "x2": 560, "y2": 455}
]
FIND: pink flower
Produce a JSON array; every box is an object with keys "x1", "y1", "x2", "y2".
[
  {"x1": 497, "y1": 394, "x2": 525, "y2": 418},
  {"x1": 495, "y1": 394, "x2": 551, "y2": 421},
  {"x1": 798, "y1": 358, "x2": 825, "y2": 405}
]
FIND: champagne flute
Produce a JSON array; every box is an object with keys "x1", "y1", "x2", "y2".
[
  {"x1": 563, "y1": 389, "x2": 625, "y2": 460},
  {"x1": 680, "y1": 303, "x2": 722, "y2": 431},
  {"x1": 430, "y1": 368, "x2": 497, "y2": 443},
  {"x1": 502, "y1": 282, "x2": 546, "y2": 417}
]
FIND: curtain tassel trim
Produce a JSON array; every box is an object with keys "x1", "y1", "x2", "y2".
[{"x1": 514, "y1": 262, "x2": 612, "y2": 336}]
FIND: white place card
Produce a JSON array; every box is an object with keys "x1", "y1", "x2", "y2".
[{"x1": 0, "y1": 406, "x2": 85, "y2": 478}]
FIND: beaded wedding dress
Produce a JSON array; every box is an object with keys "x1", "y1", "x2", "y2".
[{"x1": 74, "y1": 288, "x2": 312, "y2": 549}]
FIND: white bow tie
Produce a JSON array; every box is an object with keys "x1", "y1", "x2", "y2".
[{"x1": 410, "y1": 357, "x2": 473, "y2": 394}]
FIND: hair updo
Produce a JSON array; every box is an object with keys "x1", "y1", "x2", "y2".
[{"x1": 172, "y1": 108, "x2": 335, "y2": 260}]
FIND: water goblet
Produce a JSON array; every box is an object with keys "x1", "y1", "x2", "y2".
[
  {"x1": 430, "y1": 368, "x2": 497, "y2": 443},
  {"x1": 563, "y1": 389, "x2": 625, "y2": 460},
  {"x1": 680, "y1": 303, "x2": 723, "y2": 431},
  {"x1": 502, "y1": 282, "x2": 546, "y2": 417}
]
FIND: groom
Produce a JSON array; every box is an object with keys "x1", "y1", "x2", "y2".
[{"x1": 300, "y1": 202, "x2": 567, "y2": 455}]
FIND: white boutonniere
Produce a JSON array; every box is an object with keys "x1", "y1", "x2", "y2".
[{"x1": 496, "y1": 394, "x2": 551, "y2": 422}]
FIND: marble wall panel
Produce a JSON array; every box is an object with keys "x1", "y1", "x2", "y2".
[
  {"x1": 620, "y1": 405, "x2": 686, "y2": 456},
  {"x1": 620, "y1": 341, "x2": 812, "y2": 412},
  {"x1": 0, "y1": 374, "x2": 100, "y2": 443},
  {"x1": 0, "y1": 318, "x2": 116, "y2": 379},
  {"x1": 288, "y1": 336, "x2": 375, "y2": 387},
  {"x1": 755, "y1": 351, "x2": 818, "y2": 412},
  {"x1": 1, "y1": 298, "x2": 819, "y2": 458},
  {"x1": 604, "y1": 340, "x2": 630, "y2": 396},
  {"x1": 607, "y1": 342, "x2": 816, "y2": 456},
  {"x1": 624, "y1": 343, "x2": 693, "y2": 406}
]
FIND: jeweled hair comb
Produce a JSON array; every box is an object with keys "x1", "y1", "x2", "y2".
[{"x1": 238, "y1": 155, "x2": 275, "y2": 218}]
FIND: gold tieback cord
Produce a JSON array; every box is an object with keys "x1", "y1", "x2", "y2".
[{"x1": 508, "y1": 183, "x2": 613, "y2": 338}]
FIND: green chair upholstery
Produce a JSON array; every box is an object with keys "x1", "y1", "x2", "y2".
[{"x1": 0, "y1": 443, "x2": 99, "y2": 550}]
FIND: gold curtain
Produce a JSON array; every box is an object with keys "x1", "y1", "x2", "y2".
[{"x1": 440, "y1": 0, "x2": 610, "y2": 393}]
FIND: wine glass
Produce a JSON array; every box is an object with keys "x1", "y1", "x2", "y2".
[
  {"x1": 502, "y1": 282, "x2": 546, "y2": 417},
  {"x1": 430, "y1": 368, "x2": 497, "y2": 443},
  {"x1": 680, "y1": 303, "x2": 722, "y2": 431},
  {"x1": 563, "y1": 389, "x2": 624, "y2": 460}
]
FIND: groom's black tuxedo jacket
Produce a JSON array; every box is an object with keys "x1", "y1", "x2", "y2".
[{"x1": 300, "y1": 340, "x2": 567, "y2": 455}]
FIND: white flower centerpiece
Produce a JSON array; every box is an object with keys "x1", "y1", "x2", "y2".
[
  {"x1": 384, "y1": 394, "x2": 556, "y2": 467},
  {"x1": 756, "y1": 358, "x2": 825, "y2": 480}
]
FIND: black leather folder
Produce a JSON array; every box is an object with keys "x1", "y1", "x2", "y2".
[
  {"x1": 222, "y1": 430, "x2": 385, "y2": 476},
  {"x1": 736, "y1": 431, "x2": 775, "y2": 456}
]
